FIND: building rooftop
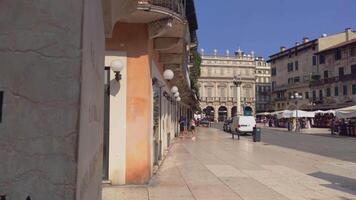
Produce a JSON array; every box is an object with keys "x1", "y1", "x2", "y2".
[
  {"x1": 268, "y1": 28, "x2": 355, "y2": 62},
  {"x1": 316, "y1": 38, "x2": 356, "y2": 54}
]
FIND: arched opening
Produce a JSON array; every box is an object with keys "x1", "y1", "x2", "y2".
[
  {"x1": 203, "y1": 106, "x2": 215, "y2": 122},
  {"x1": 231, "y1": 106, "x2": 237, "y2": 117},
  {"x1": 244, "y1": 106, "x2": 253, "y2": 116},
  {"x1": 218, "y1": 106, "x2": 228, "y2": 122}
]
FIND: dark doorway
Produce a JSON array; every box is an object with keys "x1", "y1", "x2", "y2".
[
  {"x1": 203, "y1": 106, "x2": 215, "y2": 122},
  {"x1": 244, "y1": 106, "x2": 253, "y2": 116},
  {"x1": 218, "y1": 106, "x2": 228, "y2": 122},
  {"x1": 231, "y1": 106, "x2": 237, "y2": 117},
  {"x1": 103, "y1": 67, "x2": 110, "y2": 180}
]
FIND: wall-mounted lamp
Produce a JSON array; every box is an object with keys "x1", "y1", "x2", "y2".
[
  {"x1": 110, "y1": 60, "x2": 124, "y2": 81},
  {"x1": 171, "y1": 86, "x2": 179, "y2": 94},
  {"x1": 163, "y1": 69, "x2": 174, "y2": 81}
]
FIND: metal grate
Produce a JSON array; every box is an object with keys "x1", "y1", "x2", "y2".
[
  {"x1": 147, "y1": 0, "x2": 184, "y2": 15},
  {"x1": 0, "y1": 91, "x2": 3, "y2": 123}
]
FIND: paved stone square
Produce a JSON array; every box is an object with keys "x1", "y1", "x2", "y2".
[{"x1": 103, "y1": 126, "x2": 356, "y2": 200}]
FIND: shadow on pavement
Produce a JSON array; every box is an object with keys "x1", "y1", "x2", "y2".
[
  {"x1": 308, "y1": 171, "x2": 356, "y2": 195},
  {"x1": 258, "y1": 128, "x2": 356, "y2": 163}
]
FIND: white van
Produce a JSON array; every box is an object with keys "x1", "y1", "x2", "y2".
[{"x1": 232, "y1": 116, "x2": 256, "y2": 134}]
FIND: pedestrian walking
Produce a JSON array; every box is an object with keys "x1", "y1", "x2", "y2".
[
  {"x1": 179, "y1": 116, "x2": 187, "y2": 137},
  {"x1": 190, "y1": 118, "x2": 196, "y2": 141},
  {"x1": 287, "y1": 119, "x2": 292, "y2": 131},
  {"x1": 331, "y1": 119, "x2": 335, "y2": 135}
]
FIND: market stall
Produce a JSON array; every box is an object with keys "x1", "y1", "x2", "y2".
[
  {"x1": 256, "y1": 112, "x2": 271, "y2": 123},
  {"x1": 334, "y1": 105, "x2": 356, "y2": 137},
  {"x1": 313, "y1": 110, "x2": 335, "y2": 128},
  {"x1": 335, "y1": 105, "x2": 356, "y2": 119}
]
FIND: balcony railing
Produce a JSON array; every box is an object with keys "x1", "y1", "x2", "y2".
[
  {"x1": 273, "y1": 97, "x2": 287, "y2": 102},
  {"x1": 206, "y1": 97, "x2": 214, "y2": 102},
  {"x1": 140, "y1": 0, "x2": 185, "y2": 16},
  {"x1": 310, "y1": 74, "x2": 356, "y2": 86},
  {"x1": 219, "y1": 97, "x2": 227, "y2": 102},
  {"x1": 200, "y1": 97, "x2": 255, "y2": 103}
]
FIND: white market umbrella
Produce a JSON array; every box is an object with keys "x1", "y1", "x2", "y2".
[
  {"x1": 335, "y1": 105, "x2": 356, "y2": 119},
  {"x1": 256, "y1": 112, "x2": 271, "y2": 116}
]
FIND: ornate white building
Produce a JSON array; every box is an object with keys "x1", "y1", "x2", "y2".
[{"x1": 198, "y1": 49, "x2": 271, "y2": 121}]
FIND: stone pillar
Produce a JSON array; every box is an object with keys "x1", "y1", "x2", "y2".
[
  {"x1": 0, "y1": 1, "x2": 104, "y2": 200},
  {"x1": 227, "y1": 106, "x2": 232, "y2": 118},
  {"x1": 236, "y1": 84, "x2": 242, "y2": 116},
  {"x1": 214, "y1": 105, "x2": 219, "y2": 122}
]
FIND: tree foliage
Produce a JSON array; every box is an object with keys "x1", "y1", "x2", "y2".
[{"x1": 189, "y1": 48, "x2": 201, "y2": 98}]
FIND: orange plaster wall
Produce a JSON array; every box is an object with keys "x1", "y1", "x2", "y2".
[{"x1": 106, "y1": 22, "x2": 152, "y2": 184}]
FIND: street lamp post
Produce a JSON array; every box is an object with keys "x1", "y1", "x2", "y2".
[
  {"x1": 233, "y1": 75, "x2": 242, "y2": 116},
  {"x1": 290, "y1": 92, "x2": 303, "y2": 132}
]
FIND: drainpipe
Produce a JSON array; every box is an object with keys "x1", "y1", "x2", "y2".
[{"x1": 158, "y1": 87, "x2": 162, "y2": 161}]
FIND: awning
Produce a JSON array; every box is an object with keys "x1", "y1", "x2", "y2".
[
  {"x1": 256, "y1": 112, "x2": 271, "y2": 116},
  {"x1": 313, "y1": 110, "x2": 335, "y2": 115},
  {"x1": 335, "y1": 105, "x2": 356, "y2": 119},
  {"x1": 272, "y1": 110, "x2": 315, "y2": 119}
]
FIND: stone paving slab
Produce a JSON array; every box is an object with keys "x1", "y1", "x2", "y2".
[
  {"x1": 102, "y1": 186, "x2": 148, "y2": 200},
  {"x1": 102, "y1": 127, "x2": 356, "y2": 200},
  {"x1": 221, "y1": 177, "x2": 289, "y2": 200}
]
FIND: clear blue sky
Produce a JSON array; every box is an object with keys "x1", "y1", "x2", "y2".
[{"x1": 195, "y1": 0, "x2": 356, "y2": 58}]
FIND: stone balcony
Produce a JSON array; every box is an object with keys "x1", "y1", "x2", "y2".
[
  {"x1": 310, "y1": 74, "x2": 356, "y2": 87},
  {"x1": 138, "y1": 0, "x2": 185, "y2": 17},
  {"x1": 201, "y1": 97, "x2": 255, "y2": 103}
]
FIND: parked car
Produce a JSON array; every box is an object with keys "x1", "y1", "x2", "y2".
[
  {"x1": 200, "y1": 118, "x2": 210, "y2": 127},
  {"x1": 223, "y1": 119, "x2": 232, "y2": 132},
  {"x1": 231, "y1": 116, "x2": 256, "y2": 135}
]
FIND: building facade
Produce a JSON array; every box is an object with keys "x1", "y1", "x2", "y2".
[
  {"x1": 198, "y1": 49, "x2": 270, "y2": 121},
  {"x1": 310, "y1": 38, "x2": 356, "y2": 109},
  {"x1": 255, "y1": 59, "x2": 272, "y2": 112},
  {"x1": 103, "y1": 0, "x2": 198, "y2": 187},
  {"x1": 0, "y1": 0, "x2": 198, "y2": 199},
  {"x1": 269, "y1": 28, "x2": 356, "y2": 111}
]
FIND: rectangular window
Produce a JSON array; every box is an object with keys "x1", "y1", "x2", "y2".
[
  {"x1": 231, "y1": 86, "x2": 237, "y2": 97},
  {"x1": 326, "y1": 88, "x2": 331, "y2": 97},
  {"x1": 295, "y1": 61, "x2": 299, "y2": 71},
  {"x1": 324, "y1": 71, "x2": 328, "y2": 79},
  {"x1": 351, "y1": 46, "x2": 356, "y2": 56},
  {"x1": 220, "y1": 87, "x2": 226, "y2": 97},
  {"x1": 351, "y1": 65, "x2": 356, "y2": 75},
  {"x1": 319, "y1": 89, "x2": 323, "y2": 100},
  {"x1": 343, "y1": 85, "x2": 348, "y2": 95},
  {"x1": 353, "y1": 85, "x2": 356, "y2": 95},
  {"x1": 319, "y1": 55, "x2": 325, "y2": 64},
  {"x1": 312, "y1": 56, "x2": 317, "y2": 66},
  {"x1": 207, "y1": 87, "x2": 213, "y2": 97},
  {"x1": 335, "y1": 49, "x2": 342, "y2": 60},
  {"x1": 305, "y1": 92, "x2": 309, "y2": 99},
  {"x1": 287, "y1": 62, "x2": 294, "y2": 72},
  {"x1": 272, "y1": 81, "x2": 276, "y2": 91},
  {"x1": 339, "y1": 67, "x2": 344, "y2": 76},
  {"x1": 335, "y1": 86, "x2": 339, "y2": 96},
  {"x1": 294, "y1": 76, "x2": 300, "y2": 83},
  {"x1": 312, "y1": 90, "x2": 316, "y2": 100},
  {"x1": 271, "y1": 68, "x2": 277, "y2": 76},
  {"x1": 288, "y1": 78, "x2": 293, "y2": 84}
]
